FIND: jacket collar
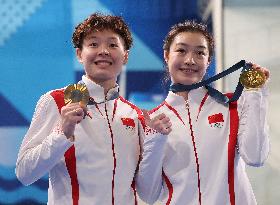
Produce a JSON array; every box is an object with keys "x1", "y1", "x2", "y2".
[
  {"x1": 82, "y1": 75, "x2": 119, "y2": 104},
  {"x1": 166, "y1": 87, "x2": 208, "y2": 107}
]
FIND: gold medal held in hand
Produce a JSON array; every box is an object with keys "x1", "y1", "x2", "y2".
[
  {"x1": 239, "y1": 69, "x2": 266, "y2": 89},
  {"x1": 64, "y1": 84, "x2": 89, "y2": 105}
]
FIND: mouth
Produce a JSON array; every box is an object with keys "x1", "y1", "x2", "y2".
[
  {"x1": 94, "y1": 60, "x2": 113, "y2": 66},
  {"x1": 179, "y1": 68, "x2": 198, "y2": 73}
]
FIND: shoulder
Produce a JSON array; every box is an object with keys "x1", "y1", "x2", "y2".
[
  {"x1": 48, "y1": 88, "x2": 65, "y2": 111},
  {"x1": 149, "y1": 101, "x2": 165, "y2": 116},
  {"x1": 35, "y1": 88, "x2": 65, "y2": 113},
  {"x1": 118, "y1": 96, "x2": 142, "y2": 115},
  {"x1": 49, "y1": 88, "x2": 65, "y2": 99},
  {"x1": 117, "y1": 96, "x2": 146, "y2": 128}
]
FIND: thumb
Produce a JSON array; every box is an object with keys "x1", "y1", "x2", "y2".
[
  {"x1": 142, "y1": 109, "x2": 151, "y2": 123},
  {"x1": 79, "y1": 101, "x2": 88, "y2": 118}
]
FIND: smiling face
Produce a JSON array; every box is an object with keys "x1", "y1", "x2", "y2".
[
  {"x1": 164, "y1": 31, "x2": 210, "y2": 85},
  {"x1": 76, "y1": 29, "x2": 128, "y2": 88}
]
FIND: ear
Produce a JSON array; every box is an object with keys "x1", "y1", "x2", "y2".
[
  {"x1": 164, "y1": 50, "x2": 169, "y2": 64},
  {"x1": 76, "y1": 48, "x2": 83, "y2": 64},
  {"x1": 123, "y1": 50, "x2": 129, "y2": 65}
]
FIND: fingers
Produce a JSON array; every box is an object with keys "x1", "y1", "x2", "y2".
[
  {"x1": 61, "y1": 102, "x2": 85, "y2": 123},
  {"x1": 79, "y1": 101, "x2": 88, "y2": 112},
  {"x1": 60, "y1": 101, "x2": 89, "y2": 139},
  {"x1": 249, "y1": 62, "x2": 270, "y2": 79},
  {"x1": 142, "y1": 109, "x2": 151, "y2": 124},
  {"x1": 155, "y1": 120, "x2": 172, "y2": 135},
  {"x1": 164, "y1": 127, "x2": 172, "y2": 135},
  {"x1": 149, "y1": 113, "x2": 172, "y2": 135},
  {"x1": 152, "y1": 113, "x2": 167, "y2": 121},
  {"x1": 73, "y1": 108, "x2": 84, "y2": 117},
  {"x1": 158, "y1": 121, "x2": 172, "y2": 135}
]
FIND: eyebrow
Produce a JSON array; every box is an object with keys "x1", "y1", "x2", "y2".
[
  {"x1": 176, "y1": 43, "x2": 207, "y2": 49},
  {"x1": 87, "y1": 36, "x2": 118, "y2": 41}
]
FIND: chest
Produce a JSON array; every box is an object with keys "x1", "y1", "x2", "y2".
[
  {"x1": 163, "y1": 101, "x2": 233, "y2": 161},
  {"x1": 72, "y1": 102, "x2": 141, "y2": 165}
]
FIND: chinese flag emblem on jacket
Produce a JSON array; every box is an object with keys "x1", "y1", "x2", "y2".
[
  {"x1": 208, "y1": 113, "x2": 224, "y2": 128},
  {"x1": 121, "y1": 117, "x2": 135, "y2": 130}
]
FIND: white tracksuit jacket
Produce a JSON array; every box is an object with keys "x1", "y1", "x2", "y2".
[
  {"x1": 136, "y1": 86, "x2": 269, "y2": 205},
  {"x1": 16, "y1": 75, "x2": 146, "y2": 205}
]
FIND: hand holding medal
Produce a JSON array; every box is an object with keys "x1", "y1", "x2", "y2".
[
  {"x1": 64, "y1": 83, "x2": 92, "y2": 119},
  {"x1": 61, "y1": 84, "x2": 91, "y2": 141},
  {"x1": 240, "y1": 63, "x2": 269, "y2": 89}
]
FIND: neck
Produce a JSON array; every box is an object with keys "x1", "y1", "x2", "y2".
[
  {"x1": 86, "y1": 75, "x2": 116, "y2": 95},
  {"x1": 176, "y1": 91, "x2": 189, "y2": 101}
]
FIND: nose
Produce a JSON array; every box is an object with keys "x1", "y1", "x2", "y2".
[
  {"x1": 98, "y1": 45, "x2": 109, "y2": 56},
  {"x1": 184, "y1": 53, "x2": 195, "y2": 65}
]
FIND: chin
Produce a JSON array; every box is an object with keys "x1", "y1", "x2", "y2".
[{"x1": 179, "y1": 79, "x2": 199, "y2": 85}]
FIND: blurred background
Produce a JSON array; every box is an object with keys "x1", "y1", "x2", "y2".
[{"x1": 0, "y1": 0, "x2": 279, "y2": 204}]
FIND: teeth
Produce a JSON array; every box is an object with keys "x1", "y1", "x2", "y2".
[
  {"x1": 95, "y1": 61, "x2": 111, "y2": 65},
  {"x1": 181, "y1": 69, "x2": 195, "y2": 72}
]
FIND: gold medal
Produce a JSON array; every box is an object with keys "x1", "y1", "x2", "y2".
[
  {"x1": 239, "y1": 69, "x2": 266, "y2": 89},
  {"x1": 64, "y1": 84, "x2": 89, "y2": 105}
]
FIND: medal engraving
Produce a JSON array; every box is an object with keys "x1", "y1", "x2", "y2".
[
  {"x1": 240, "y1": 69, "x2": 266, "y2": 89},
  {"x1": 64, "y1": 84, "x2": 89, "y2": 105}
]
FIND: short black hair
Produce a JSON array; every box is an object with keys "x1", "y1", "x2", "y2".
[{"x1": 72, "y1": 13, "x2": 133, "y2": 50}]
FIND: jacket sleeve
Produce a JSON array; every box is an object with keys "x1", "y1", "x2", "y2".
[
  {"x1": 15, "y1": 92, "x2": 73, "y2": 186},
  {"x1": 136, "y1": 117, "x2": 167, "y2": 204},
  {"x1": 237, "y1": 85, "x2": 270, "y2": 166}
]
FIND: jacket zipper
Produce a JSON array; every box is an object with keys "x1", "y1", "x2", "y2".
[{"x1": 185, "y1": 99, "x2": 202, "y2": 205}]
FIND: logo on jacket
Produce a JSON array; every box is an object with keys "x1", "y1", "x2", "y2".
[
  {"x1": 208, "y1": 113, "x2": 224, "y2": 128},
  {"x1": 121, "y1": 117, "x2": 136, "y2": 131}
]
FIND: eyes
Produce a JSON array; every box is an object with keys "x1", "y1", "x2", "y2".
[
  {"x1": 109, "y1": 43, "x2": 119, "y2": 48},
  {"x1": 175, "y1": 48, "x2": 207, "y2": 57},
  {"x1": 88, "y1": 42, "x2": 119, "y2": 48},
  {"x1": 176, "y1": 48, "x2": 185, "y2": 53},
  {"x1": 89, "y1": 42, "x2": 98, "y2": 47}
]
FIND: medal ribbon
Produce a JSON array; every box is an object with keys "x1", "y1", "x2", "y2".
[{"x1": 169, "y1": 60, "x2": 251, "y2": 104}]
